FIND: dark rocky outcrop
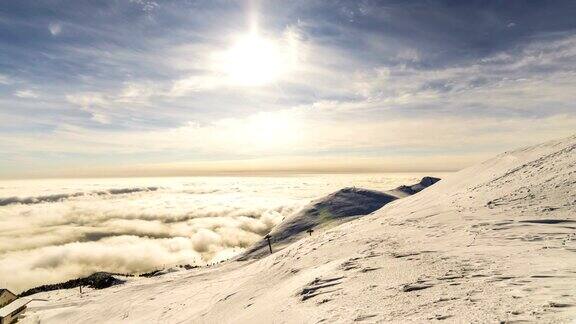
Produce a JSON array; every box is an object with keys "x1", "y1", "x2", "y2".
[
  {"x1": 139, "y1": 264, "x2": 198, "y2": 278},
  {"x1": 19, "y1": 272, "x2": 125, "y2": 297},
  {"x1": 388, "y1": 176, "x2": 441, "y2": 196}
]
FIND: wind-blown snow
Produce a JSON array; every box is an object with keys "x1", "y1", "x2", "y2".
[{"x1": 21, "y1": 135, "x2": 576, "y2": 322}]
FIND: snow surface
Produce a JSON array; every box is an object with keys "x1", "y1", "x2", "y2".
[{"x1": 23, "y1": 135, "x2": 576, "y2": 323}]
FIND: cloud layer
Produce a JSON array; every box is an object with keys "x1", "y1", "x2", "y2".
[{"x1": 0, "y1": 174, "x2": 425, "y2": 292}]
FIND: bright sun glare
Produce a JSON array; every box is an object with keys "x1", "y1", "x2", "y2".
[
  {"x1": 243, "y1": 112, "x2": 299, "y2": 148},
  {"x1": 221, "y1": 32, "x2": 294, "y2": 86}
]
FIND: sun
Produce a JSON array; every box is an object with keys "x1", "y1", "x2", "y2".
[{"x1": 219, "y1": 33, "x2": 294, "y2": 87}]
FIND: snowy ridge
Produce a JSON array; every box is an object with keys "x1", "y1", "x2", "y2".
[
  {"x1": 239, "y1": 177, "x2": 439, "y2": 260},
  {"x1": 23, "y1": 135, "x2": 576, "y2": 323}
]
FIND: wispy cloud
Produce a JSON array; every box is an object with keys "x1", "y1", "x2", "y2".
[
  {"x1": 0, "y1": 0, "x2": 576, "y2": 177},
  {"x1": 0, "y1": 74, "x2": 10, "y2": 84},
  {"x1": 48, "y1": 22, "x2": 62, "y2": 36},
  {"x1": 14, "y1": 89, "x2": 38, "y2": 98},
  {"x1": 129, "y1": 0, "x2": 159, "y2": 15}
]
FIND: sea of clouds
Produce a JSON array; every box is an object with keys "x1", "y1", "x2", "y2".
[{"x1": 0, "y1": 174, "x2": 430, "y2": 292}]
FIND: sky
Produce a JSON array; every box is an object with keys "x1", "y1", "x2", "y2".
[{"x1": 1, "y1": 0, "x2": 576, "y2": 179}]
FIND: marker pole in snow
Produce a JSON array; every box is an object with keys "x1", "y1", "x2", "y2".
[
  {"x1": 307, "y1": 228, "x2": 314, "y2": 236},
  {"x1": 264, "y1": 234, "x2": 273, "y2": 254}
]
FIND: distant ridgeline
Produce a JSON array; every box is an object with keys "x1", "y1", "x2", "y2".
[{"x1": 237, "y1": 176, "x2": 441, "y2": 260}]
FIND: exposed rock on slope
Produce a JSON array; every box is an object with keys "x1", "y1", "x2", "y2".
[
  {"x1": 238, "y1": 177, "x2": 440, "y2": 260},
  {"x1": 20, "y1": 272, "x2": 125, "y2": 297},
  {"x1": 387, "y1": 176, "x2": 441, "y2": 197}
]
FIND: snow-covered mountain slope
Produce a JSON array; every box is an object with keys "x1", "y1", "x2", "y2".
[
  {"x1": 23, "y1": 135, "x2": 576, "y2": 323},
  {"x1": 239, "y1": 177, "x2": 440, "y2": 260}
]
